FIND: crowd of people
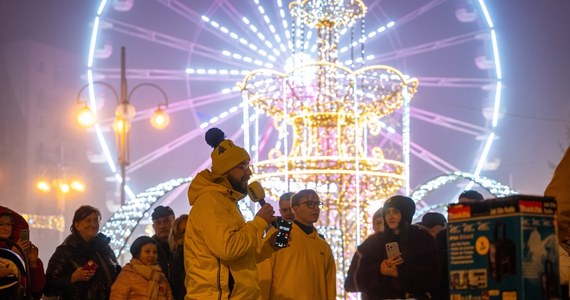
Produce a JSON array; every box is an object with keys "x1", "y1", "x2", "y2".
[{"x1": 1, "y1": 127, "x2": 568, "y2": 299}]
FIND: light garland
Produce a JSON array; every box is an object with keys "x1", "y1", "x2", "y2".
[
  {"x1": 240, "y1": 1, "x2": 418, "y2": 297},
  {"x1": 410, "y1": 171, "x2": 519, "y2": 218}
]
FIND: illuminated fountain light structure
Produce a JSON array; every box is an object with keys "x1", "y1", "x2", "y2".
[{"x1": 239, "y1": 0, "x2": 417, "y2": 296}]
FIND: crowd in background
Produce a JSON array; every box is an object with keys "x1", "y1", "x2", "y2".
[{"x1": 1, "y1": 129, "x2": 568, "y2": 299}]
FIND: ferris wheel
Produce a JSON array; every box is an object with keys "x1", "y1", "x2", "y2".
[
  {"x1": 84, "y1": 0, "x2": 502, "y2": 210},
  {"x1": 85, "y1": 0, "x2": 503, "y2": 297}
]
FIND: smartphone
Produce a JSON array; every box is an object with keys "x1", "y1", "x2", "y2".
[
  {"x1": 20, "y1": 229, "x2": 29, "y2": 241},
  {"x1": 82, "y1": 259, "x2": 98, "y2": 271},
  {"x1": 274, "y1": 217, "x2": 292, "y2": 248},
  {"x1": 385, "y1": 242, "x2": 400, "y2": 259}
]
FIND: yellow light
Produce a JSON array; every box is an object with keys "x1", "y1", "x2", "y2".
[
  {"x1": 115, "y1": 103, "x2": 136, "y2": 120},
  {"x1": 76, "y1": 103, "x2": 96, "y2": 127},
  {"x1": 113, "y1": 118, "x2": 130, "y2": 133},
  {"x1": 150, "y1": 107, "x2": 170, "y2": 129},
  {"x1": 59, "y1": 182, "x2": 70, "y2": 194},
  {"x1": 70, "y1": 180, "x2": 85, "y2": 192},
  {"x1": 36, "y1": 180, "x2": 51, "y2": 192}
]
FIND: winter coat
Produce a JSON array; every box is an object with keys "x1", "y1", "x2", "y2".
[
  {"x1": 0, "y1": 205, "x2": 46, "y2": 300},
  {"x1": 45, "y1": 232, "x2": 120, "y2": 300},
  {"x1": 169, "y1": 246, "x2": 186, "y2": 300},
  {"x1": 152, "y1": 235, "x2": 172, "y2": 281},
  {"x1": 257, "y1": 222, "x2": 336, "y2": 300},
  {"x1": 545, "y1": 146, "x2": 570, "y2": 242},
  {"x1": 110, "y1": 259, "x2": 173, "y2": 300},
  {"x1": 184, "y1": 169, "x2": 269, "y2": 300},
  {"x1": 352, "y1": 225, "x2": 440, "y2": 299}
]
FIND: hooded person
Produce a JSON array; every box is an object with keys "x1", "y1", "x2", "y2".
[
  {"x1": 347, "y1": 195, "x2": 440, "y2": 300},
  {"x1": 0, "y1": 206, "x2": 46, "y2": 300},
  {"x1": 183, "y1": 128, "x2": 277, "y2": 300}
]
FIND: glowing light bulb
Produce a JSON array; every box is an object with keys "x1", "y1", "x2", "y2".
[
  {"x1": 36, "y1": 180, "x2": 51, "y2": 192},
  {"x1": 151, "y1": 107, "x2": 170, "y2": 129},
  {"x1": 70, "y1": 180, "x2": 86, "y2": 192},
  {"x1": 76, "y1": 104, "x2": 96, "y2": 127}
]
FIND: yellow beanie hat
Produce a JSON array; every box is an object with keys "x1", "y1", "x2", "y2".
[{"x1": 205, "y1": 128, "x2": 250, "y2": 175}]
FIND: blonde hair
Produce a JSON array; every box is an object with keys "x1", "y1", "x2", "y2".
[{"x1": 169, "y1": 214, "x2": 188, "y2": 252}]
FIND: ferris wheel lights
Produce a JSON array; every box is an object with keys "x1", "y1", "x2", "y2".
[
  {"x1": 76, "y1": 103, "x2": 97, "y2": 128},
  {"x1": 151, "y1": 106, "x2": 170, "y2": 130}
]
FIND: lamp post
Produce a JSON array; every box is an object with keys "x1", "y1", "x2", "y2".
[
  {"x1": 75, "y1": 47, "x2": 170, "y2": 205},
  {"x1": 36, "y1": 175, "x2": 85, "y2": 242}
]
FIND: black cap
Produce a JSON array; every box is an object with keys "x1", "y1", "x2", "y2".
[
  {"x1": 382, "y1": 195, "x2": 416, "y2": 225},
  {"x1": 458, "y1": 190, "x2": 484, "y2": 202},
  {"x1": 151, "y1": 205, "x2": 174, "y2": 221},
  {"x1": 130, "y1": 236, "x2": 156, "y2": 258},
  {"x1": 417, "y1": 212, "x2": 447, "y2": 228}
]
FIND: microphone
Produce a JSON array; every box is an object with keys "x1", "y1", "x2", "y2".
[{"x1": 247, "y1": 181, "x2": 267, "y2": 206}]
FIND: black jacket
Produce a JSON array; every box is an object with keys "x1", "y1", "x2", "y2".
[
  {"x1": 45, "y1": 232, "x2": 120, "y2": 300},
  {"x1": 351, "y1": 225, "x2": 440, "y2": 299}
]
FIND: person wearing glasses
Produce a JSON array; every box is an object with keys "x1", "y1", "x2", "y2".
[
  {"x1": 257, "y1": 189, "x2": 336, "y2": 300},
  {"x1": 0, "y1": 206, "x2": 46, "y2": 300},
  {"x1": 184, "y1": 128, "x2": 277, "y2": 300}
]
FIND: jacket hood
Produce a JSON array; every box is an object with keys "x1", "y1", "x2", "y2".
[
  {"x1": 0, "y1": 205, "x2": 29, "y2": 242},
  {"x1": 187, "y1": 169, "x2": 246, "y2": 206}
]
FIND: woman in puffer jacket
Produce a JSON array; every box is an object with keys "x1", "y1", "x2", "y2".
[
  {"x1": 110, "y1": 236, "x2": 173, "y2": 300},
  {"x1": 45, "y1": 205, "x2": 120, "y2": 300}
]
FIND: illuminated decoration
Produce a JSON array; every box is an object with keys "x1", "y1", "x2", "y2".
[
  {"x1": 85, "y1": 1, "x2": 503, "y2": 219},
  {"x1": 239, "y1": 1, "x2": 417, "y2": 296},
  {"x1": 411, "y1": 171, "x2": 519, "y2": 218},
  {"x1": 21, "y1": 214, "x2": 65, "y2": 232}
]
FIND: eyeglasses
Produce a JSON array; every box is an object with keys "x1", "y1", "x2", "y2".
[
  {"x1": 297, "y1": 201, "x2": 323, "y2": 209},
  {"x1": 235, "y1": 163, "x2": 253, "y2": 172}
]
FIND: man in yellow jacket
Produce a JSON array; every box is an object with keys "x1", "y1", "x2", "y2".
[
  {"x1": 184, "y1": 128, "x2": 276, "y2": 300},
  {"x1": 257, "y1": 189, "x2": 337, "y2": 300}
]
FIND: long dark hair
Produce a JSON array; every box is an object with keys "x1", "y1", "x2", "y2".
[{"x1": 383, "y1": 215, "x2": 411, "y2": 257}]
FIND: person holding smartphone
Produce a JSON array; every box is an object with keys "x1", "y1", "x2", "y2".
[
  {"x1": 350, "y1": 195, "x2": 440, "y2": 300},
  {"x1": 45, "y1": 205, "x2": 121, "y2": 300},
  {"x1": 0, "y1": 206, "x2": 46, "y2": 300}
]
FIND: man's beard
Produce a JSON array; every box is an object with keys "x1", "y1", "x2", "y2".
[{"x1": 227, "y1": 173, "x2": 248, "y2": 194}]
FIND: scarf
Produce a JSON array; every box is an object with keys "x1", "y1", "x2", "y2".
[{"x1": 129, "y1": 259, "x2": 167, "y2": 299}]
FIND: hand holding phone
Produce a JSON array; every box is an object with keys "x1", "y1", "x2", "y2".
[
  {"x1": 20, "y1": 229, "x2": 29, "y2": 241},
  {"x1": 385, "y1": 242, "x2": 400, "y2": 259},
  {"x1": 273, "y1": 217, "x2": 292, "y2": 249},
  {"x1": 82, "y1": 260, "x2": 98, "y2": 271}
]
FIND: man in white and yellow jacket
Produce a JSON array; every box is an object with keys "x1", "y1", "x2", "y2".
[{"x1": 184, "y1": 128, "x2": 276, "y2": 300}]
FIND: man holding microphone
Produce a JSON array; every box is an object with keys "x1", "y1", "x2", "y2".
[{"x1": 184, "y1": 128, "x2": 277, "y2": 300}]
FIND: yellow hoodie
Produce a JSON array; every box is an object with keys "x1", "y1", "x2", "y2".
[
  {"x1": 545, "y1": 146, "x2": 570, "y2": 242},
  {"x1": 184, "y1": 170, "x2": 269, "y2": 300}
]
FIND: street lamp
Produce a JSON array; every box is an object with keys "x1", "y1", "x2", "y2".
[
  {"x1": 75, "y1": 46, "x2": 170, "y2": 205},
  {"x1": 36, "y1": 176, "x2": 85, "y2": 242}
]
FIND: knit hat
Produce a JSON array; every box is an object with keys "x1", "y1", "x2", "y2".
[
  {"x1": 417, "y1": 212, "x2": 447, "y2": 228},
  {"x1": 130, "y1": 236, "x2": 156, "y2": 258},
  {"x1": 151, "y1": 205, "x2": 174, "y2": 221},
  {"x1": 382, "y1": 195, "x2": 416, "y2": 225},
  {"x1": 205, "y1": 128, "x2": 250, "y2": 175}
]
